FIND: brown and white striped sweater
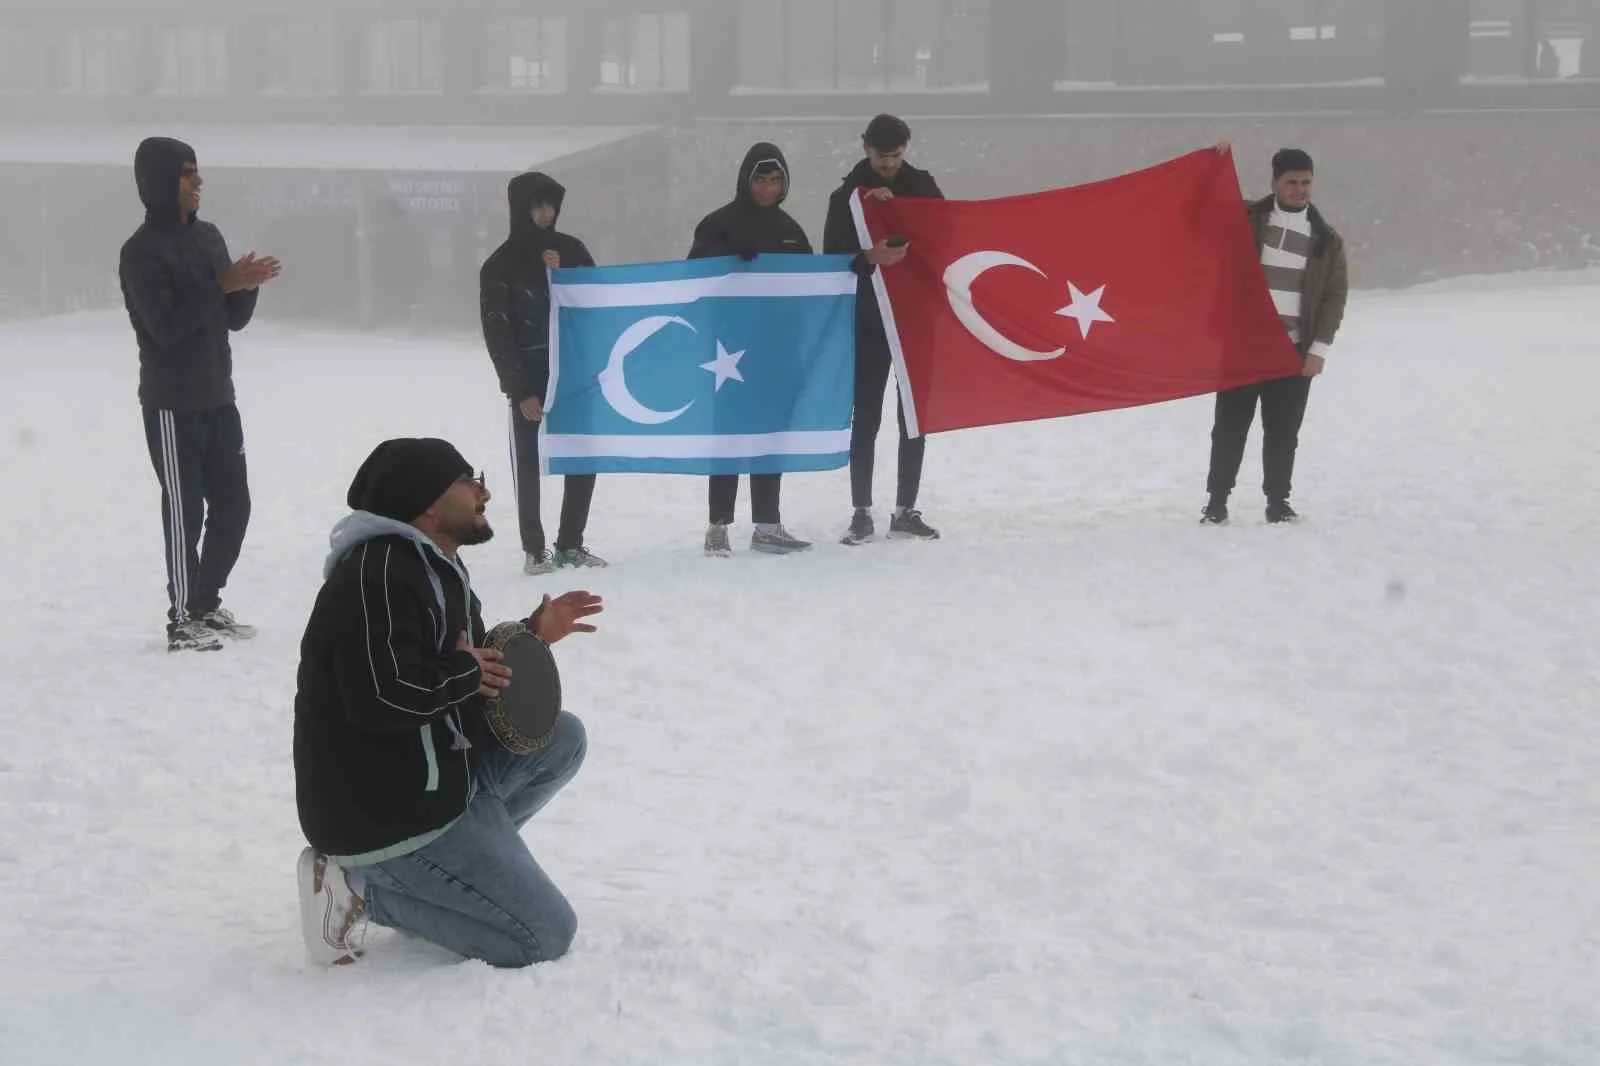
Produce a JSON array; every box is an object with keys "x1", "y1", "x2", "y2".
[{"x1": 1259, "y1": 203, "x2": 1331, "y2": 359}]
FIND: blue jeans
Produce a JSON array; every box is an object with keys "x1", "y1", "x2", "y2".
[{"x1": 358, "y1": 711, "x2": 586, "y2": 967}]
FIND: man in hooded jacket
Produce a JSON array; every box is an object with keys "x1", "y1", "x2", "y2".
[
  {"x1": 293, "y1": 436, "x2": 603, "y2": 968},
  {"x1": 119, "y1": 136, "x2": 280, "y2": 652},
  {"x1": 688, "y1": 142, "x2": 906, "y2": 557},
  {"x1": 823, "y1": 114, "x2": 944, "y2": 546},
  {"x1": 480, "y1": 172, "x2": 607, "y2": 575}
]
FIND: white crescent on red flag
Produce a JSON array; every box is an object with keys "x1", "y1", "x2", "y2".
[{"x1": 852, "y1": 149, "x2": 1304, "y2": 436}]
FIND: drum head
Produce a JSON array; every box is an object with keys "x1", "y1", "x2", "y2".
[{"x1": 482, "y1": 623, "x2": 561, "y2": 753}]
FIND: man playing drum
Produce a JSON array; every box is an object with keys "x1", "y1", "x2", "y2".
[{"x1": 292, "y1": 436, "x2": 603, "y2": 968}]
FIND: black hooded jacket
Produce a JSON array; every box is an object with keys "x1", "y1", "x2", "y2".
[
  {"x1": 823, "y1": 157, "x2": 944, "y2": 343},
  {"x1": 118, "y1": 137, "x2": 258, "y2": 411},
  {"x1": 479, "y1": 172, "x2": 596, "y2": 404},
  {"x1": 687, "y1": 143, "x2": 816, "y2": 261}
]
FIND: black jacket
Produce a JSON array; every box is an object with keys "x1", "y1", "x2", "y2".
[
  {"x1": 293, "y1": 516, "x2": 491, "y2": 859},
  {"x1": 687, "y1": 143, "x2": 817, "y2": 260},
  {"x1": 119, "y1": 137, "x2": 258, "y2": 411},
  {"x1": 823, "y1": 157, "x2": 944, "y2": 343},
  {"x1": 479, "y1": 172, "x2": 596, "y2": 404}
]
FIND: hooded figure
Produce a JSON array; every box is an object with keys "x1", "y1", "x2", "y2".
[
  {"x1": 686, "y1": 143, "x2": 815, "y2": 261},
  {"x1": 119, "y1": 135, "x2": 268, "y2": 650},
  {"x1": 478, "y1": 172, "x2": 607, "y2": 574},
  {"x1": 685, "y1": 143, "x2": 820, "y2": 558},
  {"x1": 479, "y1": 171, "x2": 596, "y2": 406}
]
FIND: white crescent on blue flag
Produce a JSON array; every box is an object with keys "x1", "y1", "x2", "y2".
[{"x1": 541, "y1": 254, "x2": 858, "y2": 475}]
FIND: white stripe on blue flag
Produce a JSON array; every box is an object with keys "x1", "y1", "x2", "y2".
[{"x1": 543, "y1": 254, "x2": 858, "y2": 476}]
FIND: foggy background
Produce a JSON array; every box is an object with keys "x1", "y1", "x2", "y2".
[{"x1": 0, "y1": 0, "x2": 1596, "y2": 332}]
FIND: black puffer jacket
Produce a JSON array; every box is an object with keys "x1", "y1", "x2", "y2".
[
  {"x1": 118, "y1": 137, "x2": 258, "y2": 411},
  {"x1": 823, "y1": 157, "x2": 944, "y2": 342},
  {"x1": 686, "y1": 143, "x2": 817, "y2": 261},
  {"x1": 479, "y1": 172, "x2": 597, "y2": 404}
]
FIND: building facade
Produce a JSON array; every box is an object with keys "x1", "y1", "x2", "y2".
[{"x1": 2, "y1": 0, "x2": 1598, "y2": 127}]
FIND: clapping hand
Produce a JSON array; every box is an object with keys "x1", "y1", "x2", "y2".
[
  {"x1": 219, "y1": 251, "x2": 281, "y2": 293},
  {"x1": 532, "y1": 591, "x2": 604, "y2": 644},
  {"x1": 456, "y1": 630, "x2": 512, "y2": 698}
]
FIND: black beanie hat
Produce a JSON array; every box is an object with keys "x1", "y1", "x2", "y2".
[{"x1": 346, "y1": 438, "x2": 473, "y2": 522}]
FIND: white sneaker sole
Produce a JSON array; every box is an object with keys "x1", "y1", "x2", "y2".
[{"x1": 297, "y1": 849, "x2": 364, "y2": 967}]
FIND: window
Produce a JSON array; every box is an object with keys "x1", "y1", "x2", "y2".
[
  {"x1": 155, "y1": 26, "x2": 229, "y2": 97},
  {"x1": 482, "y1": 16, "x2": 568, "y2": 91},
  {"x1": 54, "y1": 26, "x2": 138, "y2": 96},
  {"x1": 0, "y1": 20, "x2": 46, "y2": 92},
  {"x1": 598, "y1": 11, "x2": 690, "y2": 91},
  {"x1": 264, "y1": 20, "x2": 337, "y2": 95},
  {"x1": 364, "y1": 18, "x2": 444, "y2": 94},
  {"x1": 736, "y1": 0, "x2": 988, "y2": 92}
]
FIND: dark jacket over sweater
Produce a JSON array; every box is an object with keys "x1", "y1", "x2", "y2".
[
  {"x1": 1245, "y1": 195, "x2": 1350, "y2": 354},
  {"x1": 119, "y1": 137, "x2": 258, "y2": 411},
  {"x1": 479, "y1": 172, "x2": 597, "y2": 404},
  {"x1": 293, "y1": 514, "x2": 491, "y2": 861},
  {"x1": 822, "y1": 158, "x2": 944, "y2": 342}
]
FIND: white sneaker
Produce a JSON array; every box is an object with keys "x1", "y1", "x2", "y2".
[{"x1": 297, "y1": 847, "x2": 366, "y2": 966}]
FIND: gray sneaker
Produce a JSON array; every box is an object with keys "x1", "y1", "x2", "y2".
[
  {"x1": 704, "y1": 524, "x2": 732, "y2": 557},
  {"x1": 751, "y1": 525, "x2": 812, "y2": 555},
  {"x1": 523, "y1": 550, "x2": 555, "y2": 575},
  {"x1": 554, "y1": 546, "x2": 609, "y2": 569},
  {"x1": 200, "y1": 606, "x2": 257, "y2": 639}
]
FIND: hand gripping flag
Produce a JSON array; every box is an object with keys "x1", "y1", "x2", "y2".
[
  {"x1": 542, "y1": 255, "x2": 859, "y2": 475},
  {"x1": 853, "y1": 148, "x2": 1304, "y2": 435}
]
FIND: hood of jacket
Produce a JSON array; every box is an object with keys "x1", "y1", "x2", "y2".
[
  {"x1": 735, "y1": 142, "x2": 790, "y2": 207},
  {"x1": 134, "y1": 136, "x2": 197, "y2": 226},
  {"x1": 508, "y1": 172, "x2": 566, "y2": 238},
  {"x1": 323, "y1": 511, "x2": 473, "y2": 651}
]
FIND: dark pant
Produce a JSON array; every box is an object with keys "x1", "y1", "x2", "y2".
[
  {"x1": 1206, "y1": 374, "x2": 1314, "y2": 502},
  {"x1": 708, "y1": 474, "x2": 781, "y2": 526},
  {"x1": 142, "y1": 404, "x2": 251, "y2": 624},
  {"x1": 509, "y1": 402, "x2": 596, "y2": 555},
  {"x1": 850, "y1": 337, "x2": 925, "y2": 510}
]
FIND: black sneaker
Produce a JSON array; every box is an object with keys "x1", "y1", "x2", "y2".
[
  {"x1": 1200, "y1": 498, "x2": 1230, "y2": 525},
  {"x1": 1265, "y1": 499, "x2": 1299, "y2": 524},
  {"x1": 168, "y1": 620, "x2": 223, "y2": 653},
  {"x1": 888, "y1": 509, "x2": 940, "y2": 540},
  {"x1": 840, "y1": 509, "x2": 875, "y2": 546}
]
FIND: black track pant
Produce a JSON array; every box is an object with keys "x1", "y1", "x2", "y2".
[
  {"x1": 509, "y1": 402, "x2": 596, "y2": 556},
  {"x1": 1206, "y1": 374, "x2": 1313, "y2": 502},
  {"x1": 142, "y1": 404, "x2": 251, "y2": 624},
  {"x1": 850, "y1": 336, "x2": 925, "y2": 510},
  {"x1": 708, "y1": 474, "x2": 781, "y2": 526}
]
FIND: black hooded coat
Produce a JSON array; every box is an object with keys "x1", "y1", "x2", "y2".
[
  {"x1": 479, "y1": 172, "x2": 597, "y2": 404},
  {"x1": 118, "y1": 136, "x2": 258, "y2": 411}
]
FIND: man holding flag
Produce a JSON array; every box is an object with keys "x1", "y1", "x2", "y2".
[
  {"x1": 824, "y1": 114, "x2": 945, "y2": 547},
  {"x1": 685, "y1": 142, "x2": 906, "y2": 557},
  {"x1": 1201, "y1": 146, "x2": 1349, "y2": 526}
]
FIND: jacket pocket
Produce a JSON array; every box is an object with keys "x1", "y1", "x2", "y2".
[{"x1": 419, "y1": 725, "x2": 440, "y2": 792}]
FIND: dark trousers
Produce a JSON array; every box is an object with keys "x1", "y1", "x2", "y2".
[
  {"x1": 142, "y1": 404, "x2": 251, "y2": 624},
  {"x1": 708, "y1": 474, "x2": 781, "y2": 526},
  {"x1": 509, "y1": 403, "x2": 595, "y2": 556},
  {"x1": 850, "y1": 336, "x2": 925, "y2": 510},
  {"x1": 1206, "y1": 374, "x2": 1314, "y2": 502}
]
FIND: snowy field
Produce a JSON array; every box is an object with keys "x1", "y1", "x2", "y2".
[{"x1": 2, "y1": 270, "x2": 1598, "y2": 1065}]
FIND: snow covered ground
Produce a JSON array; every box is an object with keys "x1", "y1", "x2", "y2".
[{"x1": 2, "y1": 270, "x2": 1597, "y2": 1065}]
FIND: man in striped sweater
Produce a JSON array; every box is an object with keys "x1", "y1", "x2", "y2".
[{"x1": 1203, "y1": 147, "x2": 1349, "y2": 525}]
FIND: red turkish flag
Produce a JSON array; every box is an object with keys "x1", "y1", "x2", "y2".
[{"x1": 854, "y1": 149, "x2": 1302, "y2": 435}]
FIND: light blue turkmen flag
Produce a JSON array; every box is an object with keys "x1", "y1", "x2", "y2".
[{"x1": 542, "y1": 254, "x2": 858, "y2": 475}]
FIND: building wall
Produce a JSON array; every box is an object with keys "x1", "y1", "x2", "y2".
[{"x1": 2, "y1": 0, "x2": 1598, "y2": 126}]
